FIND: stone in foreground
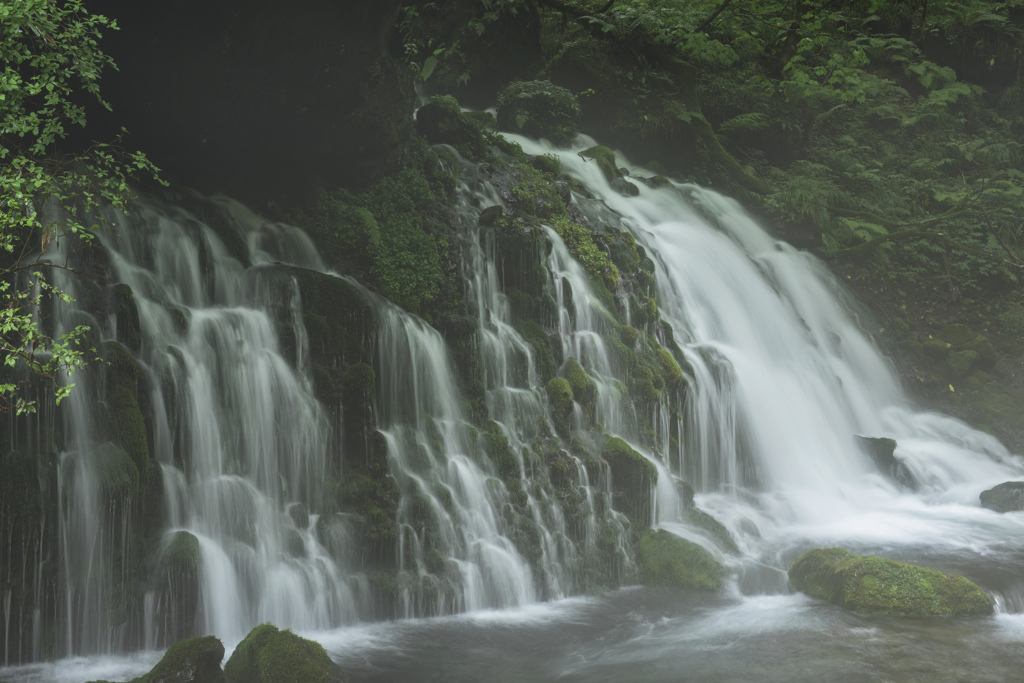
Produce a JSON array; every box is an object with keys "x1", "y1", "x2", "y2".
[
  {"x1": 789, "y1": 548, "x2": 993, "y2": 617},
  {"x1": 224, "y1": 623, "x2": 342, "y2": 683},
  {"x1": 636, "y1": 529, "x2": 723, "y2": 591},
  {"x1": 85, "y1": 635, "x2": 225, "y2": 683}
]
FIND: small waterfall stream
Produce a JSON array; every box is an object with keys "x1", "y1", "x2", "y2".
[{"x1": 2, "y1": 129, "x2": 1024, "y2": 681}]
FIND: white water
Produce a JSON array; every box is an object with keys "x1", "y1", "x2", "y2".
[{"x1": 3, "y1": 129, "x2": 1024, "y2": 679}]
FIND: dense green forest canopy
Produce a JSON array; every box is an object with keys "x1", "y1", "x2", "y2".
[{"x1": 404, "y1": 0, "x2": 1024, "y2": 303}]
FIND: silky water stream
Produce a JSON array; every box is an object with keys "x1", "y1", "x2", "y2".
[{"x1": 3, "y1": 130, "x2": 1024, "y2": 682}]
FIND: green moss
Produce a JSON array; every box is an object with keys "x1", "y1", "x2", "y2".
[
  {"x1": 546, "y1": 377, "x2": 574, "y2": 437},
  {"x1": 552, "y1": 218, "x2": 619, "y2": 291},
  {"x1": 636, "y1": 529, "x2": 722, "y2": 591},
  {"x1": 162, "y1": 530, "x2": 200, "y2": 576},
  {"x1": 580, "y1": 145, "x2": 622, "y2": 183},
  {"x1": 96, "y1": 443, "x2": 140, "y2": 502},
  {"x1": 656, "y1": 348, "x2": 683, "y2": 388},
  {"x1": 530, "y1": 153, "x2": 562, "y2": 177},
  {"x1": 150, "y1": 636, "x2": 225, "y2": 683},
  {"x1": 789, "y1": 548, "x2": 994, "y2": 617},
  {"x1": 510, "y1": 163, "x2": 567, "y2": 221},
  {"x1": 224, "y1": 623, "x2": 334, "y2": 683},
  {"x1": 463, "y1": 110, "x2": 496, "y2": 129},
  {"x1": 619, "y1": 325, "x2": 639, "y2": 346},
  {"x1": 311, "y1": 139, "x2": 456, "y2": 318},
  {"x1": 685, "y1": 508, "x2": 738, "y2": 553},
  {"x1": 427, "y1": 94, "x2": 461, "y2": 115},
  {"x1": 937, "y1": 324, "x2": 977, "y2": 347},
  {"x1": 946, "y1": 349, "x2": 980, "y2": 378},
  {"x1": 89, "y1": 636, "x2": 226, "y2": 683},
  {"x1": 104, "y1": 341, "x2": 150, "y2": 474},
  {"x1": 483, "y1": 421, "x2": 519, "y2": 480},
  {"x1": 602, "y1": 437, "x2": 657, "y2": 525},
  {"x1": 496, "y1": 80, "x2": 581, "y2": 145},
  {"x1": 512, "y1": 317, "x2": 557, "y2": 382},
  {"x1": 341, "y1": 363, "x2": 375, "y2": 400},
  {"x1": 630, "y1": 364, "x2": 661, "y2": 404},
  {"x1": 922, "y1": 338, "x2": 951, "y2": 360},
  {"x1": 562, "y1": 358, "x2": 597, "y2": 420}
]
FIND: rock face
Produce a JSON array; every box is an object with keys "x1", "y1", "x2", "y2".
[
  {"x1": 979, "y1": 481, "x2": 1024, "y2": 512},
  {"x1": 788, "y1": 548, "x2": 993, "y2": 617},
  {"x1": 635, "y1": 529, "x2": 722, "y2": 591},
  {"x1": 224, "y1": 623, "x2": 341, "y2": 683}
]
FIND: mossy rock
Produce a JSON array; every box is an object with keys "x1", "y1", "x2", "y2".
[
  {"x1": 946, "y1": 349, "x2": 980, "y2": 378},
  {"x1": 113, "y1": 283, "x2": 143, "y2": 353},
  {"x1": 937, "y1": 324, "x2": 977, "y2": 347},
  {"x1": 962, "y1": 335, "x2": 996, "y2": 370},
  {"x1": 161, "y1": 530, "x2": 200, "y2": 576},
  {"x1": 104, "y1": 340, "x2": 150, "y2": 474},
  {"x1": 922, "y1": 338, "x2": 951, "y2": 360},
  {"x1": 979, "y1": 481, "x2": 1024, "y2": 512},
  {"x1": 562, "y1": 358, "x2": 596, "y2": 420},
  {"x1": 686, "y1": 508, "x2": 738, "y2": 553},
  {"x1": 96, "y1": 442, "x2": 140, "y2": 502},
  {"x1": 636, "y1": 529, "x2": 722, "y2": 591},
  {"x1": 788, "y1": 548, "x2": 994, "y2": 617},
  {"x1": 602, "y1": 436, "x2": 657, "y2": 525},
  {"x1": 655, "y1": 348, "x2": 684, "y2": 388},
  {"x1": 483, "y1": 420, "x2": 519, "y2": 481},
  {"x1": 580, "y1": 145, "x2": 621, "y2": 183},
  {"x1": 89, "y1": 635, "x2": 225, "y2": 683},
  {"x1": 496, "y1": 80, "x2": 581, "y2": 145},
  {"x1": 224, "y1": 623, "x2": 338, "y2": 683},
  {"x1": 546, "y1": 377, "x2": 574, "y2": 438}
]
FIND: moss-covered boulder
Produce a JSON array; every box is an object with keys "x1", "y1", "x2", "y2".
[
  {"x1": 979, "y1": 481, "x2": 1024, "y2": 512},
  {"x1": 562, "y1": 358, "x2": 596, "y2": 421},
  {"x1": 602, "y1": 437, "x2": 657, "y2": 525},
  {"x1": 685, "y1": 508, "x2": 739, "y2": 553},
  {"x1": 496, "y1": 80, "x2": 581, "y2": 145},
  {"x1": 636, "y1": 529, "x2": 722, "y2": 591},
  {"x1": 104, "y1": 340, "x2": 150, "y2": 474},
  {"x1": 788, "y1": 548, "x2": 994, "y2": 617},
  {"x1": 546, "y1": 377, "x2": 574, "y2": 437},
  {"x1": 224, "y1": 623, "x2": 339, "y2": 683},
  {"x1": 580, "y1": 145, "x2": 621, "y2": 183},
  {"x1": 936, "y1": 324, "x2": 996, "y2": 370},
  {"x1": 85, "y1": 635, "x2": 226, "y2": 683}
]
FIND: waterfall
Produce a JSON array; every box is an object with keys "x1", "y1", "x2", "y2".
[{"x1": 2, "y1": 129, "x2": 1023, "y2": 667}]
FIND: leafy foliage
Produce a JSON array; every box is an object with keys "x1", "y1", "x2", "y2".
[{"x1": 1, "y1": 0, "x2": 161, "y2": 414}]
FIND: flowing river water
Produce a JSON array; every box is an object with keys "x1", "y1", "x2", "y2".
[{"x1": 2, "y1": 130, "x2": 1024, "y2": 681}]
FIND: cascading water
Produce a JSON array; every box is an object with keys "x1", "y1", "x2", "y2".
[{"x1": 2, "y1": 127, "x2": 1024, "y2": 681}]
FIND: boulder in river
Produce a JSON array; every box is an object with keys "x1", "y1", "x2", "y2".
[
  {"x1": 979, "y1": 481, "x2": 1024, "y2": 512},
  {"x1": 789, "y1": 548, "x2": 993, "y2": 617}
]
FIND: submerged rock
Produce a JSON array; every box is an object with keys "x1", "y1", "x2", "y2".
[
  {"x1": 636, "y1": 529, "x2": 722, "y2": 591},
  {"x1": 224, "y1": 623, "x2": 341, "y2": 683},
  {"x1": 979, "y1": 481, "x2": 1024, "y2": 512},
  {"x1": 788, "y1": 548, "x2": 993, "y2": 617}
]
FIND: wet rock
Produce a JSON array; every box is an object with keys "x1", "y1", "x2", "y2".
[
  {"x1": 602, "y1": 437, "x2": 657, "y2": 525},
  {"x1": 85, "y1": 635, "x2": 226, "y2": 683},
  {"x1": 789, "y1": 548, "x2": 993, "y2": 617},
  {"x1": 980, "y1": 481, "x2": 1024, "y2": 512},
  {"x1": 636, "y1": 529, "x2": 722, "y2": 591},
  {"x1": 856, "y1": 435, "x2": 916, "y2": 490},
  {"x1": 224, "y1": 623, "x2": 343, "y2": 683}
]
